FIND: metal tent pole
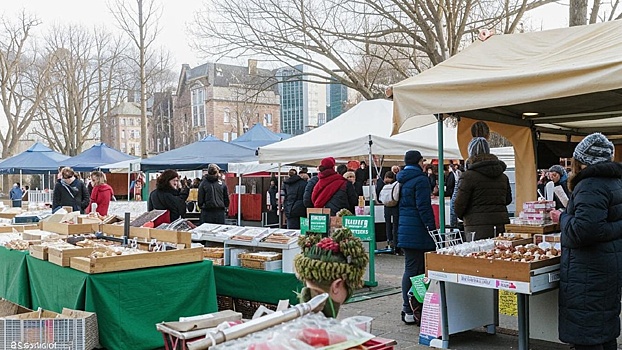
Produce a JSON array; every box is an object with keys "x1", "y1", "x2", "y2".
[{"x1": 437, "y1": 115, "x2": 445, "y2": 233}]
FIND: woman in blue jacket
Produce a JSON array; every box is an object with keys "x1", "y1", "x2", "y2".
[
  {"x1": 397, "y1": 150, "x2": 436, "y2": 326},
  {"x1": 551, "y1": 133, "x2": 622, "y2": 350}
]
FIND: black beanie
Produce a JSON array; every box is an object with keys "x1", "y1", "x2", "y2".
[{"x1": 404, "y1": 150, "x2": 423, "y2": 165}]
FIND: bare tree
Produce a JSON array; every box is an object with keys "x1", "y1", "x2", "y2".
[
  {"x1": 34, "y1": 24, "x2": 128, "y2": 156},
  {"x1": 571, "y1": 0, "x2": 622, "y2": 26},
  {"x1": 0, "y1": 12, "x2": 49, "y2": 159},
  {"x1": 190, "y1": 0, "x2": 556, "y2": 100},
  {"x1": 108, "y1": 0, "x2": 162, "y2": 159}
]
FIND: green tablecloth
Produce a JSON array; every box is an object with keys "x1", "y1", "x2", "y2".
[
  {"x1": 23, "y1": 254, "x2": 218, "y2": 350},
  {"x1": 0, "y1": 246, "x2": 30, "y2": 307},
  {"x1": 213, "y1": 265, "x2": 303, "y2": 305}
]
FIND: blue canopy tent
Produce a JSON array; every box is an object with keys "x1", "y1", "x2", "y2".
[
  {"x1": 61, "y1": 143, "x2": 138, "y2": 172},
  {"x1": 231, "y1": 123, "x2": 290, "y2": 150},
  {"x1": 0, "y1": 142, "x2": 69, "y2": 174},
  {"x1": 140, "y1": 135, "x2": 257, "y2": 171}
]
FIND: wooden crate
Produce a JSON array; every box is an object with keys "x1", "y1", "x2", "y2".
[
  {"x1": 240, "y1": 258, "x2": 283, "y2": 271},
  {"x1": 425, "y1": 252, "x2": 560, "y2": 283},
  {"x1": 150, "y1": 229, "x2": 192, "y2": 247},
  {"x1": 504, "y1": 223, "x2": 559, "y2": 235},
  {"x1": 29, "y1": 245, "x2": 49, "y2": 260},
  {"x1": 493, "y1": 237, "x2": 534, "y2": 247},
  {"x1": 48, "y1": 247, "x2": 96, "y2": 267},
  {"x1": 70, "y1": 247, "x2": 204, "y2": 274},
  {"x1": 100, "y1": 224, "x2": 151, "y2": 241},
  {"x1": 0, "y1": 224, "x2": 38, "y2": 233},
  {"x1": 41, "y1": 222, "x2": 97, "y2": 235}
]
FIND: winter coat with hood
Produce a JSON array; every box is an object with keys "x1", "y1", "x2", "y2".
[
  {"x1": 397, "y1": 164, "x2": 436, "y2": 250},
  {"x1": 558, "y1": 162, "x2": 622, "y2": 345},
  {"x1": 53, "y1": 178, "x2": 90, "y2": 214},
  {"x1": 87, "y1": 184, "x2": 114, "y2": 216},
  {"x1": 312, "y1": 169, "x2": 357, "y2": 216},
  {"x1": 198, "y1": 174, "x2": 229, "y2": 211},
  {"x1": 148, "y1": 184, "x2": 186, "y2": 221},
  {"x1": 453, "y1": 153, "x2": 511, "y2": 238},
  {"x1": 282, "y1": 174, "x2": 307, "y2": 219}
]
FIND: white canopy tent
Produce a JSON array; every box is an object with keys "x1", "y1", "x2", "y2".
[{"x1": 258, "y1": 99, "x2": 461, "y2": 165}]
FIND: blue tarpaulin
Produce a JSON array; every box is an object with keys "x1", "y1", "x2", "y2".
[
  {"x1": 0, "y1": 142, "x2": 70, "y2": 174},
  {"x1": 61, "y1": 143, "x2": 137, "y2": 172},
  {"x1": 141, "y1": 136, "x2": 257, "y2": 171},
  {"x1": 231, "y1": 123, "x2": 290, "y2": 150}
]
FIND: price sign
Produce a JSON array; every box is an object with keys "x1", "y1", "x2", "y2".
[
  {"x1": 308, "y1": 213, "x2": 329, "y2": 235},
  {"x1": 342, "y1": 215, "x2": 374, "y2": 241}
]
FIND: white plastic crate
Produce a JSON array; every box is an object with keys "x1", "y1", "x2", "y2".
[{"x1": 0, "y1": 308, "x2": 99, "y2": 350}]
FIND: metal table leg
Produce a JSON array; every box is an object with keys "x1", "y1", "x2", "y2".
[
  {"x1": 517, "y1": 293, "x2": 530, "y2": 350},
  {"x1": 439, "y1": 281, "x2": 450, "y2": 348}
]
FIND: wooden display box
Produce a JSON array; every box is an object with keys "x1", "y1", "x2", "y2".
[
  {"x1": 70, "y1": 246, "x2": 204, "y2": 274},
  {"x1": 48, "y1": 246, "x2": 97, "y2": 267},
  {"x1": 101, "y1": 224, "x2": 151, "y2": 241},
  {"x1": 240, "y1": 259, "x2": 283, "y2": 271},
  {"x1": 425, "y1": 252, "x2": 560, "y2": 283},
  {"x1": 0, "y1": 224, "x2": 38, "y2": 233},
  {"x1": 41, "y1": 222, "x2": 97, "y2": 235},
  {"x1": 150, "y1": 229, "x2": 192, "y2": 248},
  {"x1": 493, "y1": 237, "x2": 533, "y2": 247},
  {"x1": 504, "y1": 223, "x2": 559, "y2": 235},
  {"x1": 29, "y1": 245, "x2": 49, "y2": 260}
]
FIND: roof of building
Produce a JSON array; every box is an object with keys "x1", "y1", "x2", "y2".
[{"x1": 109, "y1": 102, "x2": 141, "y2": 116}]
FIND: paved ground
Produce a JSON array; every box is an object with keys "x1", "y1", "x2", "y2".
[{"x1": 338, "y1": 253, "x2": 582, "y2": 350}]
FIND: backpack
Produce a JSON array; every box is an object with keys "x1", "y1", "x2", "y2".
[{"x1": 379, "y1": 182, "x2": 401, "y2": 207}]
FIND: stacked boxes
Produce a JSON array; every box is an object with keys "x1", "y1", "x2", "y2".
[{"x1": 517, "y1": 200, "x2": 555, "y2": 225}]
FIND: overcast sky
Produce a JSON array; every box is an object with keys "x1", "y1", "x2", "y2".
[{"x1": 4, "y1": 0, "x2": 569, "y2": 70}]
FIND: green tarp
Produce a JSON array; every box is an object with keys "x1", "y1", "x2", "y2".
[
  {"x1": 214, "y1": 265, "x2": 303, "y2": 305},
  {"x1": 0, "y1": 247, "x2": 30, "y2": 307}
]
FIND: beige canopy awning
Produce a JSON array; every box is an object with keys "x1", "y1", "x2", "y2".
[{"x1": 391, "y1": 20, "x2": 622, "y2": 210}]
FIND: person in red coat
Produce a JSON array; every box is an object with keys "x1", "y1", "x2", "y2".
[{"x1": 87, "y1": 171, "x2": 114, "y2": 216}]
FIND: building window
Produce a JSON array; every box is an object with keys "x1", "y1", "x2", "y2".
[
  {"x1": 263, "y1": 113, "x2": 273, "y2": 126},
  {"x1": 231, "y1": 132, "x2": 238, "y2": 140},
  {"x1": 191, "y1": 87, "x2": 206, "y2": 127},
  {"x1": 121, "y1": 118, "x2": 126, "y2": 126},
  {"x1": 224, "y1": 108, "x2": 230, "y2": 123},
  {"x1": 129, "y1": 118, "x2": 134, "y2": 126},
  {"x1": 223, "y1": 133, "x2": 229, "y2": 142},
  {"x1": 121, "y1": 130, "x2": 126, "y2": 139}
]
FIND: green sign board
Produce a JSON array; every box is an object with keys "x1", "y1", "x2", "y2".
[
  {"x1": 300, "y1": 217, "x2": 308, "y2": 235},
  {"x1": 342, "y1": 215, "x2": 374, "y2": 241},
  {"x1": 308, "y1": 214, "x2": 329, "y2": 235}
]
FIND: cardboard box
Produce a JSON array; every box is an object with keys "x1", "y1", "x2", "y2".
[
  {"x1": 41, "y1": 222, "x2": 98, "y2": 235},
  {"x1": 0, "y1": 298, "x2": 33, "y2": 317},
  {"x1": 533, "y1": 233, "x2": 561, "y2": 245},
  {"x1": 307, "y1": 208, "x2": 331, "y2": 216}
]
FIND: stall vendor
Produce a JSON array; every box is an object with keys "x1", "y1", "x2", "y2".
[{"x1": 294, "y1": 227, "x2": 368, "y2": 318}]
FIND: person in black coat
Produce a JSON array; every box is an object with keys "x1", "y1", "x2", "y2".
[
  {"x1": 147, "y1": 169, "x2": 186, "y2": 222},
  {"x1": 282, "y1": 169, "x2": 307, "y2": 229},
  {"x1": 303, "y1": 175, "x2": 319, "y2": 208},
  {"x1": 551, "y1": 133, "x2": 622, "y2": 350},
  {"x1": 354, "y1": 161, "x2": 369, "y2": 197},
  {"x1": 53, "y1": 167, "x2": 90, "y2": 214},
  {"x1": 312, "y1": 157, "x2": 357, "y2": 216},
  {"x1": 198, "y1": 164, "x2": 229, "y2": 224}
]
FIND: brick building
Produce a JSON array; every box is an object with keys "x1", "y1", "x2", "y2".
[{"x1": 173, "y1": 61, "x2": 280, "y2": 148}]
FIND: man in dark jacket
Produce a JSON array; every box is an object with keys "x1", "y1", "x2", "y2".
[
  {"x1": 53, "y1": 167, "x2": 90, "y2": 214},
  {"x1": 198, "y1": 164, "x2": 230, "y2": 224},
  {"x1": 397, "y1": 150, "x2": 436, "y2": 326},
  {"x1": 454, "y1": 137, "x2": 511, "y2": 240},
  {"x1": 354, "y1": 161, "x2": 369, "y2": 197},
  {"x1": 303, "y1": 174, "x2": 319, "y2": 209},
  {"x1": 282, "y1": 169, "x2": 307, "y2": 229},
  {"x1": 312, "y1": 157, "x2": 357, "y2": 215},
  {"x1": 550, "y1": 133, "x2": 622, "y2": 350}
]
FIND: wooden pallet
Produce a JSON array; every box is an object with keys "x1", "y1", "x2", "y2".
[
  {"x1": 504, "y1": 223, "x2": 559, "y2": 235},
  {"x1": 69, "y1": 247, "x2": 204, "y2": 274}
]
